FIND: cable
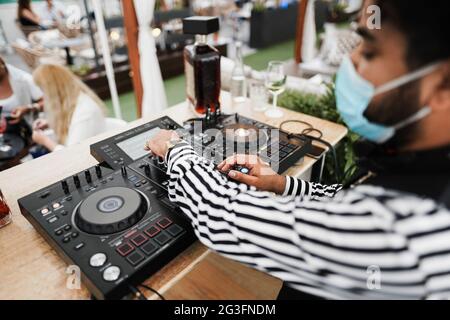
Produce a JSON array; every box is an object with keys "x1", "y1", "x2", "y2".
[
  {"x1": 127, "y1": 284, "x2": 148, "y2": 300},
  {"x1": 139, "y1": 284, "x2": 166, "y2": 300},
  {"x1": 280, "y1": 120, "x2": 342, "y2": 183}
]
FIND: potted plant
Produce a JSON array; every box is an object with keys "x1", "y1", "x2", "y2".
[{"x1": 250, "y1": 1, "x2": 299, "y2": 48}]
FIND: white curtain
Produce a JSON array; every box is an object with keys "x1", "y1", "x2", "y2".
[
  {"x1": 301, "y1": 0, "x2": 317, "y2": 62},
  {"x1": 133, "y1": 0, "x2": 168, "y2": 117}
]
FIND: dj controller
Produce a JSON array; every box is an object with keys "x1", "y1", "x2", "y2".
[{"x1": 18, "y1": 113, "x2": 312, "y2": 300}]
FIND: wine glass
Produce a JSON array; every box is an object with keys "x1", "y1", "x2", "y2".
[{"x1": 264, "y1": 61, "x2": 286, "y2": 118}]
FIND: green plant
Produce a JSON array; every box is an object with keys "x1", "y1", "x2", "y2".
[
  {"x1": 253, "y1": 0, "x2": 266, "y2": 12},
  {"x1": 69, "y1": 63, "x2": 91, "y2": 77},
  {"x1": 277, "y1": 83, "x2": 359, "y2": 185}
]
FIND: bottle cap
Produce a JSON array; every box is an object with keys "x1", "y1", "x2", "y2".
[{"x1": 183, "y1": 16, "x2": 220, "y2": 35}]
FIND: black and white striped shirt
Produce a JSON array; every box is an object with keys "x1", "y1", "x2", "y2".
[{"x1": 165, "y1": 143, "x2": 450, "y2": 300}]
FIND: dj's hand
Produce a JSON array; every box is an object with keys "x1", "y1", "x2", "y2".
[
  {"x1": 217, "y1": 154, "x2": 286, "y2": 194},
  {"x1": 145, "y1": 129, "x2": 180, "y2": 158}
]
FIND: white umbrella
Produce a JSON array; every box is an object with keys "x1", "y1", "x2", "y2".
[
  {"x1": 302, "y1": 0, "x2": 317, "y2": 62},
  {"x1": 133, "y1": 0, "x2": 168, "y2": 118}
]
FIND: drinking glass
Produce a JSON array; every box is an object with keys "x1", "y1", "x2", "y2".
[
  {"x1": 264, "y1": 61, "x2": 286, "y2": 118},
  {"x1": 249, "y1": 80, "x2": 268, "y2": 112}
]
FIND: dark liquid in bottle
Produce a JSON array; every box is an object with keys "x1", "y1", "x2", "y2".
[
  {"x1": 0, "y1": 191, "x2": 11, "y2": 228},
  {"x1": 184, "y1": 43, "x2": 221, "y2": 115}
]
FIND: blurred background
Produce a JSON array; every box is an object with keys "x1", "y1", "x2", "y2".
[
  {"x1": 0, "y1": 0, "x2": 363, "y2": 180},
  {"x1": 0, "y1": 0, "x2": 362, "y2": 118}
]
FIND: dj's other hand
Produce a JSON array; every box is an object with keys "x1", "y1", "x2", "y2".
[
  {"x1": 145, "y1": 129, "x2": 180, "y2": 158},
  {"x1": 217, "y1": 154, "x2": 286, "y2": 194},
  {"x1": 32, "y1": 118, "x2": 49, "y2": 130}
]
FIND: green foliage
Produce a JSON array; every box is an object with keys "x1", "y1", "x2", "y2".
[
  {"x1": 278, "y1": 84, "x2": 359, "y2": 185},
  {"x1": 253, "y1": 0, "x2": 267, "y2": 12}
]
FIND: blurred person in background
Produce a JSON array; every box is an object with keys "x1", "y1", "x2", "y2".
[
  {"x1": 38, "y1": 0, "x2": 65, "y2": 24},
  {"x1": 0, "y1": 55, "x2": 43, "y2": 124},
  {"x1": 31, "y1": 64, "x2": 107, "y2": 152},
  {"x1": 17, "y1": 0, "x2": 42, "y2": 28}
]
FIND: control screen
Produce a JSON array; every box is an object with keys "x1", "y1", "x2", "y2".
[{"x1": 116, "y1": 127, "x2": 161, "y2": 160}]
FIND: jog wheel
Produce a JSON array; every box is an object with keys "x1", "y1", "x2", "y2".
[{"x1": 75, "y1": 187, "x2": 148, "y2": 235}]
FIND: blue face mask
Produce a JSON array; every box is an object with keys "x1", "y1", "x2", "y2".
[{"x1": 335, "y1": 56, "x2": 441, "y2": 143}]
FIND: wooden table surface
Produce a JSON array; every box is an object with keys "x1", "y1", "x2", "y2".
[{"x1": 0, "y1": 92, "x2": 347, "y2": 299}]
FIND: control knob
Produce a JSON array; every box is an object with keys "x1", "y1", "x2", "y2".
[
  {"x1": 61, "y1": 180, "x2": 69, "y2": 194},
  {"x1": 143, "y1": 163, "x2": 151, "y2": 177},
  {"x1": 166, "y1": 123, "x2": 177, "y2": 130},
  {"x1": 95, "y1": 165, "x2": 102, "y2": 178},
  {"x1": 73, "y1": 175, "x2": 81, "y2": 188},
  {"x1": 103, "y1": 266, "x2": 121, "y2": 282},
  {"x1": 84, "y1": 170, "x2": 92, "y2": 183},
  {"x1": 90, "y1": 253, "x2": 107, "y2": 267}
]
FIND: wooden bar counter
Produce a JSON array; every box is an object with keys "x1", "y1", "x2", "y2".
[{"x1": 0, "y1": 92, "x2": 347, "y2": 299}]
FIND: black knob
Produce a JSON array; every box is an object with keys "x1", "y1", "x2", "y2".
[
  {"x1": 144, "y1": 164, "x2": 151, "y2": 177},
  {"x1": 73, "y1": 175, "x2": 81, "y2": 188},
  {"x1": 121, "y1": 165, "x2": 127, "y2": 176},
  {"x1": 84, "y1": 170, "x2": 92, "y2": 183},
  {"x1": 95, "y1": 165, "x2": 102, "y2": 178},
  {"x1": 61, "y1": 180, "x2": 69, "y2": 194}
]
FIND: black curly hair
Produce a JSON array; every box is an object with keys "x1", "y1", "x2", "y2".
[{"x1": 375, "y1": 0, "x2": 450, "y2": 70}]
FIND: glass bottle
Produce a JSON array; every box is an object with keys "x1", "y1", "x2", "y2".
[
  {"x1": 0, "y1": 189, "x2": 12, "y2": 228},
  {"x1": 183, "y1": 17, "x2": 221, "y2": 115},
  {"x1": 230, "y1": 41, "x2": 247, "y2": 104}
]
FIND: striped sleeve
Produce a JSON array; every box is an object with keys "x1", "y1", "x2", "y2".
[
  {"x1": 166, "y1": 144, "x2": 450, "y2": 300},
  {"x1": 281, "y1": 176, "x2": 343, "y2": 199}
]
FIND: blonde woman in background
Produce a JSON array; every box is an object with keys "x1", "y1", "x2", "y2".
[{"x1": 31, "y1": 64, "x2": 107, "y2": 151}]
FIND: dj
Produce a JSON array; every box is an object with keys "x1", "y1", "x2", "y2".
[{"x1": 146, "y1": 0, "x2": 450, "y2": 299}]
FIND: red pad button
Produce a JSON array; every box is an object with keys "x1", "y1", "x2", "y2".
[
  {"x1": 145, "y1": 226, "x2": 160, "y2": 237},
  {"x1": 130, "y1": 233, "x2": 148, "y2": 247},
  {"x1": 157, "y1": 218, "x2": 172, "y2": 229},
  {"x1": 116, "y1": 243, "x2": 134, "y2": 256}
]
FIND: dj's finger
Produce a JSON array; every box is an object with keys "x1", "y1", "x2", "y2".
[
  {"x1": 228, "y1": 170, "x2": 259, "y2": 186},
  {"x1": 144, "y1": 140, "x2": 153, "y2": 151},
  {"x1": 235, "y1": 154, "x2": 260, "y2": 169},
  {"x1": 218, "y1": 154, "x2": 238, "y2": 171},
  {"x1": 216, "y1": 159, "x2": 227, "y2": 170}
]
